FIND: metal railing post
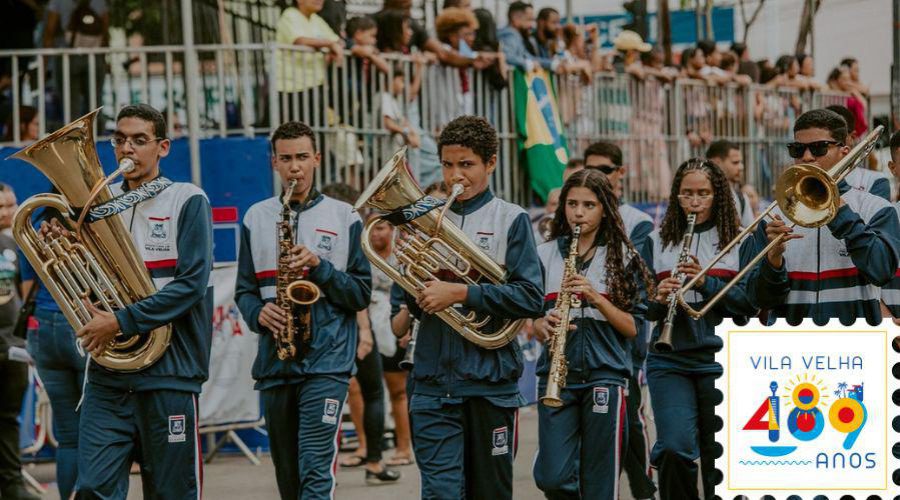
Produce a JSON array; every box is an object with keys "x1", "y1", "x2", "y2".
[{"x1": 180, "y1": 0, "x2": 203, "y2": 187}]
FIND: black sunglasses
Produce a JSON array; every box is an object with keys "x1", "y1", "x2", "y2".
[
  {"x1": 586, "y1": 164, "x2": 622, "y2": 175},
  {"x1": 786, "y1": 140, "x2": 842, "y2": 159}
]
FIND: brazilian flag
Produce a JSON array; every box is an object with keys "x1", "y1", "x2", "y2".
[{"x1": 513, "y1": 68, "x2": 569, "y2": 202}]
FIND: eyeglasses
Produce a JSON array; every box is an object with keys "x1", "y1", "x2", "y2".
[
  {"x1": 110, "y1": 136, "x2": 162, "y2": 149},
  {"x1": 786, "y1": 140, "x2": 842, "y2": 159},
  {"x1": 677, "y1": 194, "x2": 714, "y2": 203},
  {"x1": 586, "y1": 164, "x2": 622, "y2": 175}
]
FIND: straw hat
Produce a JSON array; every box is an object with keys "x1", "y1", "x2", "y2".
[{"x1": 614, "y1": 30, "x2": 652, "y2": 53}]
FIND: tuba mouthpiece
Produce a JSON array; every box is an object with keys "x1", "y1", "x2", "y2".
[{"x1": 119, "y1": 158, "x2": 135, "y2": 173}]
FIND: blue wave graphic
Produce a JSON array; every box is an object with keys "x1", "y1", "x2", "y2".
[
  {"x1": 750, "y1": 445, "x2": 797, "y2": 457},
  {"x1": 739, "y1": 460, "x2": 812, "y2": 466}
]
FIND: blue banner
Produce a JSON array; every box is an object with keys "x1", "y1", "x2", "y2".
[{"x1": 567, "y1": 6, "x2": 735, "y2": 49}]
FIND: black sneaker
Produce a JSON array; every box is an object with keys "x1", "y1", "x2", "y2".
[{"x1": 365, "y1": 467, "x2": 401, "y2": 485}]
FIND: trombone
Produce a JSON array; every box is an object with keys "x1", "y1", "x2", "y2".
[{"x1": 676, "y1": 125, "x2": 884, "y2": 319}]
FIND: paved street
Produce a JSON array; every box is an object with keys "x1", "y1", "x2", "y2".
[{"x1": 25, "y1": 400, "x2": 657, "y2": 499}]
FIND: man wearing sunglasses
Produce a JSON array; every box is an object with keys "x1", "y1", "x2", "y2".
[
  {"x1": 572, "y1": 140, "x2": 657, "y2": 500},
  {"x1": 749, "y1": 108, "x2": 900, "y2": 325},
  {"x1": 826, "y1": 104, "x2": 891, "y2": 201}
]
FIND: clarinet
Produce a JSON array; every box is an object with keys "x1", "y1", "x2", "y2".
[{"x1": 654, "y1": 213, "x2": 697, "y2": 352}]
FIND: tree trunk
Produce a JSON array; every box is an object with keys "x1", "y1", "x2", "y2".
[
  {"x1": 795, "y1": 0, "x2": 822, "y2": 55},
  {"x1": 659, "y1": 0, "x2": 673, "y2": 66},
  {"x1": 695, "y1": 0, "x2": 704, "y2": 41},
  {"x1": 738, "y1": 0, "x2": 767, "y2": 44},
  {"x1": 704, "y1": 0, "x2": 715, "y2": 40}
]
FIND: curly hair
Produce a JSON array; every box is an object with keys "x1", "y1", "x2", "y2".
[
  {"x1": 548, "y1": 169, "x2": 655, "y2": 311},
  {"x1": 659, "y1": 158, "x2": 740, "y2": 251},
  {"x1": 437, "y1": 115, "x2": 498, "y2": 163},
  {"x1": 435, "y1": 7, "x2": 478, "y2": 44}
]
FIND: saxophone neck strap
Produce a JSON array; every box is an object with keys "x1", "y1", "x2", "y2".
[{"x1": 83, "y1": 177, "x2": 174, "y2": 223}]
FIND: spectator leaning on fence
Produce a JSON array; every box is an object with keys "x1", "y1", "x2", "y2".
[
  {"x1": 473, "y1": 8, "x2": 509, "y2": 90},
  {"x1": 840, "y1": 57, "x2": 869, "y2": 98},
  {"x1": 374, "y1": 0, "x2": 473, "y2": 68},
  {"x1": 534, "y1": 7, "x2": 562, "y2": 60},
  {"x1": 611, "y1": 30, "x2": 650, "y2": 79},
  {"x1": 827, "y1": 69, "x2": 869, "y2": 139},
  {"x1": 275, "y1": 0, "x2": 342, "y2": 116},
  {"x1": 499, "y1": 1, "x2": 563, "y2": 73},
  {"x1": 730, "y1": 42, "x2": 759, "y2": 83}
]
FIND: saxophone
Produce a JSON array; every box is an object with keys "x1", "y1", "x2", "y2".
[
  {"x1": 540, "y1": 224, "x2": 582, "y2": 408},
  {"x1": 275, "y1": 180, "x2": 321, "y2": 360},
  {"x1": 654, "y1": 213, "x2": 697, "y2": 352}
]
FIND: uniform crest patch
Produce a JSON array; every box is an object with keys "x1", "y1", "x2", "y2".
[
  {"x1": 168, "y1": 415, "x2": 186, "y2": 443},
  {"x1": 475, "y1": 231, "x2": 494, "y2": 252},
  {"x1": 314, "y1": 229, "x2": 337, "y2": 254},
  {"x1": 148, "y1": 217, "x2": 171, "y2": 243},
  {"x1": 322, "y1": 398, "x2": 340, "y2": 425},
  {"x1": 491, "y1": 426, "x2": 509, "y2": 456},
  {"x1": 593, "y1": 386, "x2": 609, "y2": 414}
]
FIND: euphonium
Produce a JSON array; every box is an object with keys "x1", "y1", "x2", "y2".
[
  {"x1": 9, "y1": 108, "x2": 171, "y2": 372},
  {"x1": 354, "y1": 148, "x2": 523, "y2": 349},
  {"x1": 276, "y1": 179, "x2": 321, "y2": 360},
  {"x1": 654, "y1": 213, "x2": 697, "y2": 352},
  {"x1": 541, "y1": 224, "x2": 581, "y2": 408}
]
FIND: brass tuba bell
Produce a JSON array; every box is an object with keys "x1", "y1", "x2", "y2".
[
  {"x1": 9, "y1": 108, "x2": 172, "y2": 372},
  {"x1": 354, "y1": 148, "x2": 523, "y2": 349}
]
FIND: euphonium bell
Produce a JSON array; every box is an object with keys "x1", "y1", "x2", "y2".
[{"x1": 9, "y1": 108, "x2": 172, "y2": 372}]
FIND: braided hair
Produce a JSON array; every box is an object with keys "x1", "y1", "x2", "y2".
[
  {"x1": 548, "y1": 169, "x2": 656, "y2": 310},
  {"x1": 659, "y1": 158, "x2": 740, "y2": 251}
]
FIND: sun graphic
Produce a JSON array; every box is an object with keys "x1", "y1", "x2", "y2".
[{"x1": 781, "y1": 373, "x2": 831, "y2": 411}]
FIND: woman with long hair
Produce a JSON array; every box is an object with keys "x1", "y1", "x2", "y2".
[
  {"x1": 645, "y1": 159, "x2": 757, "y2": 499},
  {"x1": 532, "y1": 169, "x2": 655, "y2": 499}
]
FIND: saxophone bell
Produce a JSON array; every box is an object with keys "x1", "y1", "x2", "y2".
[{"x1": 287, "y1": 280, "x2": 320, "y2": 305}]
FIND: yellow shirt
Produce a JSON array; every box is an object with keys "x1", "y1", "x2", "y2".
[{"x1": 275, "y1": 7, "x2": 340, "y2": 93}]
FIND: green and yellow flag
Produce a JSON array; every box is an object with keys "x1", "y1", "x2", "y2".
[{"x1": 513, "y1": 68, "x2": 569, "y2": 202}]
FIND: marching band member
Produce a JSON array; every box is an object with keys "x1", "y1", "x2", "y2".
[
  {"x1": 531, "y1": 168, "x2": 654, "y2": 499},
  {"x1": 564, "y1": 141, "x2": 657, "y2": 498},
  {"x1": 645, "y1": 158, "x2": 757, "y2": 500},
  {"x1": 750, "y1": 109, "x2": 900, "y2": 325},
  {"x1": 74, "y1": 104, "x2": 214, "y2": 498},
  {"x1": 879, "y1": 130, "x2": 900, "y2": 327},
  {"x1": 399, "y1": 116, "x2": 544, "y2": 499},
  {"x1": 826, "y1": 104, "x2": 891, "y2": 201},
  {"x1": 235, "y1": 121, "x2": 371, "y2": 499}
]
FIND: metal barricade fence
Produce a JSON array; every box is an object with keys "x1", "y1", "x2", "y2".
[{"x1": 0, "y1": 44, "x2": 852, "y2": 207}]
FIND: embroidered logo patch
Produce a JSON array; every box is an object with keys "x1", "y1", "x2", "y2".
[
  {"x1": 168, "y1": 415, "x2": 186, "y2": 443},
  {"x1": 314, "y1": 229, "x2": 337, "y2": 254},
  {"x1": 148, "y1": 217, "x2": 170, "y2": 243},
  {"x1": 593, "y1": 387, "x2": 609, "y2": 414},
  {"x1": 475, "y1": 231, "x2": 494, "y2": 252},
  {"x1": 322, "y1": 398, "x2": 340, "y2": 425},
  {"x1": 491, "y1": 426, "x2": 509, "y2": 456}
]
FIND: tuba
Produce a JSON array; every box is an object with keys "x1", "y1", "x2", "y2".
[
  {"x1": 354, "y1": 148, "x2": 523, "y2": 349},
  {"x1": 9, "y1": 108, "x2": 171, "y2": 372}
]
